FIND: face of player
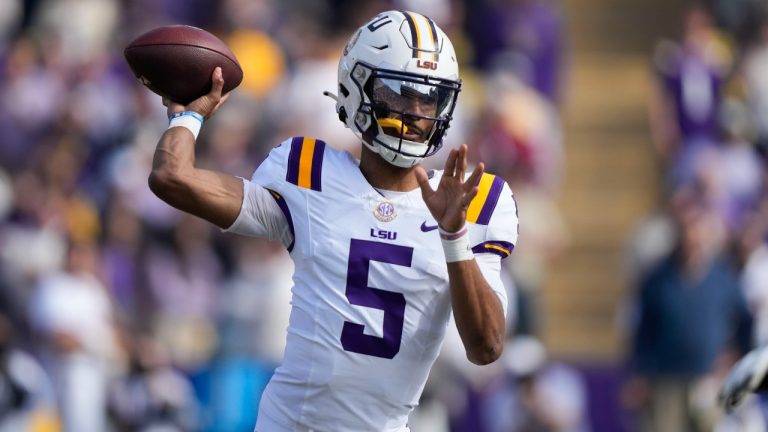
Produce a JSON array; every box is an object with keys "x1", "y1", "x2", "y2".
[
  {"x1": 372, "y1": 78, "x2": 451, "y2": 142},
  {"x1": 398, "y1": 97, "x2": 438, "y2": 142}
]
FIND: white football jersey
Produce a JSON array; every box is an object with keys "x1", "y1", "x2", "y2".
[{"x1": 228, "y1": 137, "x2": 519, "y2": 431}]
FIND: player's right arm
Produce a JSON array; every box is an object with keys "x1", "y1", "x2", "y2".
[{"x1": 148, "y1": 67, "x2": 243, "y2": 229}]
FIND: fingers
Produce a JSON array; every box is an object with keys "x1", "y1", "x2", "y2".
[
  {"x1": 210, "y1": 92, "x2": 231, "y2": 117},
  {"x1": 463, "y1": 162, "x2": 485, "y2": 193},
  {"x1": 461, "y1": 186, "x2": 479, "y2": 208},
  {"x1": 210, "y1": 67, "x2": 225, "y2": 97},
  {"x1": 202, "y1": 67, "x2": 224, "y2": 117},
  {"x1": 443, "y1": 148, "x2": 458, "y2": 177},
  {"x1": 414, "y1": 166, "x2": 434, "y2": 197},
  {"x1": 456, "y1": 144, "x2": 468, "y2": 180},
  {"x1": 186, "y1": 67, "x2": 228, "y2": 119}
]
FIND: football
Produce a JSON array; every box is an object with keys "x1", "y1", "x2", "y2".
[{"x1": 124, "y1": 25, "x2": 243, "y2": 105}]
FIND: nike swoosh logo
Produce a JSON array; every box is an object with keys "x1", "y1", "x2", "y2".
[{"x1": 420, "y1": 221, "x2": 438, "y2": 232}]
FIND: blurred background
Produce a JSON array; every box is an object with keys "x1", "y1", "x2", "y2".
[{"x1": 0, "y1": 0, "x2": 767, "y2": 431}]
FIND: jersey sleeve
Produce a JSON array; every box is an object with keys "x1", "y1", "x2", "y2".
[
  {"x1": 250, "y1": 138, "x2": 293, "y2": 188},
  {"x1": 222, "y1": 178, "x2": 293, "y2": 247},
  {"x1": 475, "y1": 253, "x2": 509, "y2": 318},
  {"x1": 222, "y1": 138, "x2": 296, "y2": 247},
  {"x1": 224, "y1": 136, "x2": 328, "y2": 252},
  {"x1": 466, "y1": 175, "x2": 519, "y2": 318},
  {"x1": 252, "y1": 136, "x2": 327, "y2": 192},
  {"x1": 469, "y1": 177, "x2": 519, "y2": 259}
]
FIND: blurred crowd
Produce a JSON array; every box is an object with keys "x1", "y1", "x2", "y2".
[
  {"x1": 10, "y1": 0, "x2": 768, "y2": 431},
  {"x1": 0, "y1": 0, "x2": 573, "y2": 431},
  {"x1": 623, "y1": 1, "x2": 768, "y2": 431},
  {"x1": 4, "y1": 0, "x2": 768, "y2": 430}
]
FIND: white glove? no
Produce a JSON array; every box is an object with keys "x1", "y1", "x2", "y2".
[{"x1": 718, "y1": 345, "x2": 768, "y2": 411}]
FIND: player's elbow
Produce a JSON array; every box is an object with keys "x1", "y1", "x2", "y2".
[
  {"x1": 148, "y1": 168, "x2": 184, "y2": 203},
  {"x1": 462, "y1": 318, "x2": 505, "y2": 365},
  {"x1": 466, "y1": 341, "x2": 503, "y2": 365}
]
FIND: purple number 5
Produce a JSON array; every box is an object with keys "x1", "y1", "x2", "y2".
[{"x1": 341, "y1": 239, "x2": 413, "y2": 359}]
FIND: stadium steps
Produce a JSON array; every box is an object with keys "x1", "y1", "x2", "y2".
[{"x1": 539, "y1": 0, "x2": 684, "y2": 360}]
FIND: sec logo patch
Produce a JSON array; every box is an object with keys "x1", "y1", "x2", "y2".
[{"x1": 374, "y1": 201, "x2": 397, "y2": 222}]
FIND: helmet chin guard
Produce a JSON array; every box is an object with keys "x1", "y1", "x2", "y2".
[{"x1": 335, "y1": 10, "x2": 461, "y2": 167}]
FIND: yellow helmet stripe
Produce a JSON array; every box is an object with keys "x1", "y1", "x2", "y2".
[
  {"x1": 401, "y1": 11, "x2": 420, "y2": 58},
  {"x1": 414, "y1": 12, "x2": 437, "y2": 52},
  {"x1": 425, "y1": 16, "x2": 439, "y2": 61},
  {"x1": 404, "y1": 11, "x2": 424, "y2": 58},
  {"x1": 405, "y1": 12, "x2": 440, "y2": 62}
]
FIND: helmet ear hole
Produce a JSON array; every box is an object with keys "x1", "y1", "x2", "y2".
[
  {"x1": 339, "y1": 84, "x2": 350, "y2": 97},
  {"x1": 338, "y1": 106, "x2": 348, "y2": 123}
]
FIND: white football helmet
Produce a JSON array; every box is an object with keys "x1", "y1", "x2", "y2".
[{"x1": 334, "y1": 10, "x2": 461, "y2": 167}]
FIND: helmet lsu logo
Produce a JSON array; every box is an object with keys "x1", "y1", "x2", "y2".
[{"x1": 416, "y1": 59, "x2": 438, "y2": 70}]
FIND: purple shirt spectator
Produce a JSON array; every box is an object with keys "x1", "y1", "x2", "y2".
[
  {"x1": 656, "y1": 43, "x2": 724, "y2": 144},
  {"x1": 464, "y1": 0, "x2": 564, "y2": 103}
]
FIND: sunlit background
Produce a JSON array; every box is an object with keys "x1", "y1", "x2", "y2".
[{"x1": 0, "y1": 0, "x2": 766, "y2": 431}]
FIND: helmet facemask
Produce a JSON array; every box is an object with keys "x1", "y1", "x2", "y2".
[{"x1": 350, "y1": 63, "x2": 460, "y2": 167}]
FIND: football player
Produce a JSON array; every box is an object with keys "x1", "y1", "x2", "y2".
[{"x1": 149, "y1": 10, "x2": 518, "y2": 431}]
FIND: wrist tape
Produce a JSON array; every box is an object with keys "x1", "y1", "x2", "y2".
[
  {"x1": 439, "y1": 226, "x2": 474, "y2": 262},
  {"x1": 168, "y1": 111, "x2": 204, "y2": 139}
]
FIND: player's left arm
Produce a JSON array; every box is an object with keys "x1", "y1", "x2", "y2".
[
  {"x1": 416, "y1": 144, "x2": 512, "y2": 365},
  {"x1": 444, "y1": 251, "x2": 507, "y2": 365}
]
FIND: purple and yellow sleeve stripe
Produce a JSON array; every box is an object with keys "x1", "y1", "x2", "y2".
[
  {"x1": 472, "y1": 241, "x2": 514, "y2": 258},
  {"x1": 286, "y1": 136, "x2": 325, "y2": 191},
  {"x1": 466, "y1": 173, "x2": 505, "y2": 225},
  {"x1": 267, "y1": 189, "x2": 295, "y2": 252}
]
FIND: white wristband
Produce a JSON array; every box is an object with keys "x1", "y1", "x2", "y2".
[
  {"x1": 168, "y1": 111, "x2": 204, "y2": 139},
  {"x1": 439, "y1": 226, "x2": 474, "y2": 262}
]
